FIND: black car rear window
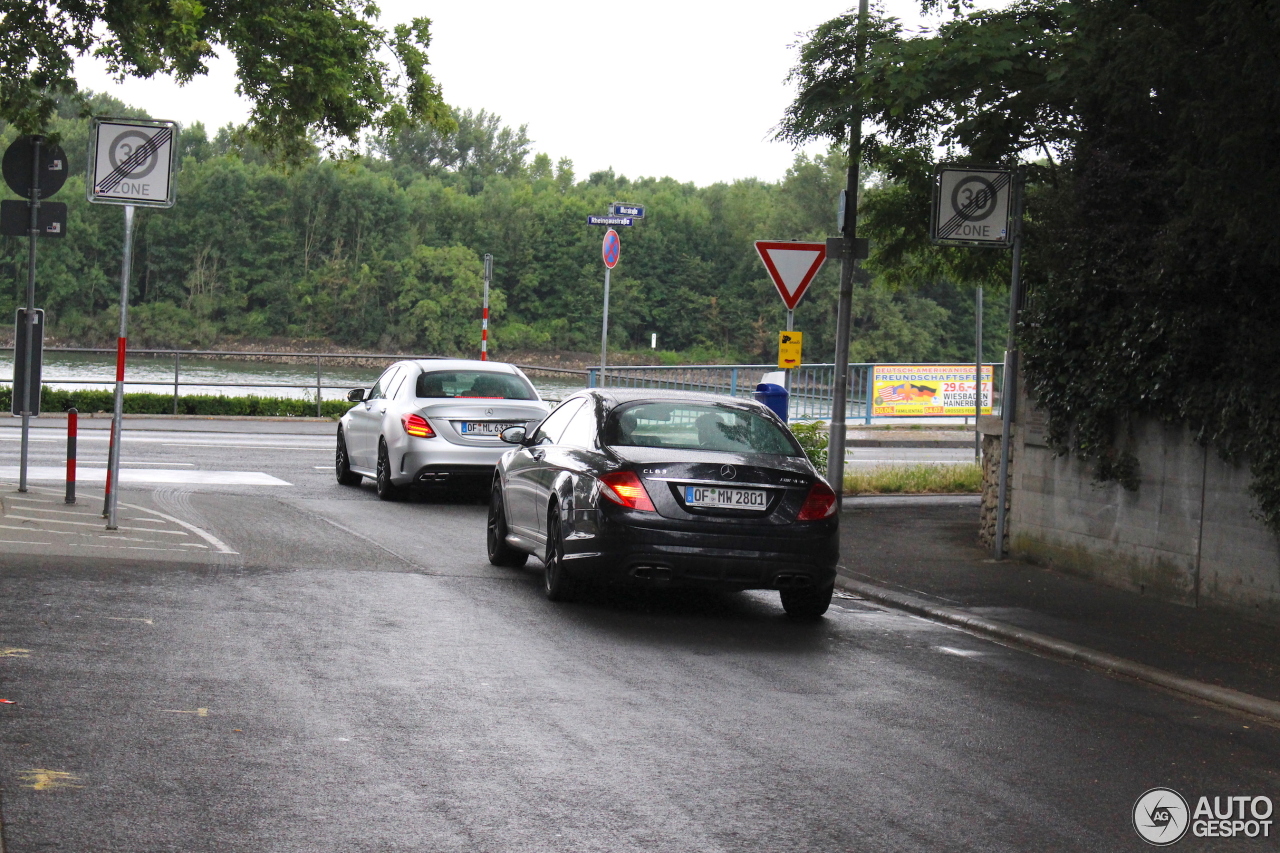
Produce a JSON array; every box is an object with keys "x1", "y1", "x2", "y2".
[
  {"x1": 415, "y1": 371, "x2": 538, "y2": 400},
  {"x1": 607, "y1": 402, "x2": 801, "y2": 456}
]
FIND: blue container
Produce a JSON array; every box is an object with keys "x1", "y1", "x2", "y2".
[{"x1": 753, "y1": 383, "x2": 789, "y2": 422}]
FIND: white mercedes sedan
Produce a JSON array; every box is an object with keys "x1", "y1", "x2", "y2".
[{"x1": 336, "y1": 359, "x2": 550, "y2": 500}]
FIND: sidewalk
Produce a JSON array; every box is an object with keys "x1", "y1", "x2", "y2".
[{"x1": 836, "y1": 500, "x2": 1280, "y2": 712}]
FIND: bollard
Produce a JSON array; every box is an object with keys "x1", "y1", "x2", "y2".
[{"x1": 65, "y1": 408, "x2": 77, "y2": 504}]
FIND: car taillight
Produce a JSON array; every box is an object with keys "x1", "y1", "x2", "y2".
[
  {"x1": 797, "y1": 480, "x2": 837, "y2": 520},
  {"x1": 598, "y1": 471, "x2": 656, "y2": 512},
  {"x1": 400, "y1": 413, "x2": 435, "y2": 438}
]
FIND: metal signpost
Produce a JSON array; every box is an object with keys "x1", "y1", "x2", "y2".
[
  {"x1": 975, "y1": 285, "x2": 983, "y2": 462},
  {"x1": 2, "y1": 134, "x2": 69, "y2": 491},
  {"x1": 931, "y1": 163, "x2": 1022, "y2": 558},
  {"x1": 599, "y1": 229, "x2": 621, "y2": 384},
  {"x1": 88, "y1": 117, "x2": 178, "y2": 530},
  {"x1": 481, "y1": 253, "x2": 493, "y2": 360},
  {"x1": 754, "y1": 241, "x2": 827, "y2": 392}
]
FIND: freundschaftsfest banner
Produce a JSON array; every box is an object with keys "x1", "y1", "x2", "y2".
[{"x1": 872, "y1": 364, "x2": 994, "y2": 417}]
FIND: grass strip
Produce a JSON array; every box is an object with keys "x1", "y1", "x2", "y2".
[
  {"x1": 0, "y1": 386, "x2": 354, "y2": 419},
  {"x1": 844, "y1": 463, "x2": 982, "y2": 495}
]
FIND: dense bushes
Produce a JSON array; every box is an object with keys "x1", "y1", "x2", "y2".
[{"x1": 0, "y1": 386, "x2": 352, "y2": 418}]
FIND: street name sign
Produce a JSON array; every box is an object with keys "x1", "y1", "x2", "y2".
[
  {"x1": 611, "y1": 203, "x2": 645, "y2": 218},
  {"x1": 588, "y1": 215, "x2": 633, "y2": 226},
  {"x1": 88, "y1": 118, "x2": 178, "y2": 207},
  {"x1": 931, "y1": 165, "x2": 1015, "y2": 247},
  {"x1": 754, "y1": 241, "x2": 827, "y2": 310}
]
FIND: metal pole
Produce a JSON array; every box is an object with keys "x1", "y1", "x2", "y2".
[
  {"x1": 105, "y1": 204, "x2": 135, "y2": 530},
  {"x1": 975, "y1": 285, "x2": 983, "y2": 462},
  {"x1": 316, "y1": 355, "x2": 322, "y2": 417},
  {"x1": 65, "y1": 408, "x2": 77, "y2": 504},
  {"x1": 18, "y1": 136, "x2": 43, "y2": 493},
  {"x1": 783, "y1": 308, "x2": 794, "y2": 394},
  {"x1": 994, "y1": 174, "x2": 1025, "y2": 559},
  {"x1": 173, "y1": 352, "x2": 180, "y2": 415},
  {"x1": 481, "y1": 253, "x2": 492, "y2": 361},
  {"x1": 825, "y1": 0, "x2": 869, "y2": 496},
  {"x1": 599, "y1": 267, "x2": 611, "y2": 387}
]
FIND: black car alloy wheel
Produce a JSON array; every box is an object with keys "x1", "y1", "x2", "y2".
[
  {"x1": 487, "y1": 484, "x2": 528, "y2": 568},
  {"x1": 543, "y1": 509, "x2": 577, "y2": 602}
]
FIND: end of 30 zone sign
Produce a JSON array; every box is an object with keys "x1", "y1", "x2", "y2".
[
  {"x1": 930, "y1": 165, "x2": 1017, "y2": 248},
  {"x1": 88, "y1": 118, "x2": 178, "y2": 208}
]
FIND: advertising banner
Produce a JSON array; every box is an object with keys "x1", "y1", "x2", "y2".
[{"x1": 872, "y1": 364, "x2": 993, "y2": 417}]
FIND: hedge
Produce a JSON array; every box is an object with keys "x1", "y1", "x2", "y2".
[{"x1": 0, "y1": 386, "x2": 354, "y2": 418}]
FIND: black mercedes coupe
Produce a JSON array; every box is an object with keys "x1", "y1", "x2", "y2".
[{"x1": 487, "y1": 388, "x2": 840, "y2": 618}]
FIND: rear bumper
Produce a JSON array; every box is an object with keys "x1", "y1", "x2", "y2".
[
  {"x1": 561, "y1": 515, "x2": 838, "y2": 591},
  {"x1": 395, "y1": 444, "x2": 507, "y2": 486}
]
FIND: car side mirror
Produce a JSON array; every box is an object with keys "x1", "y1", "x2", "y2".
[
  {"x1": 499, "y1": 426, "x2": 527, "y2": 445},
  {"x1": 346, "y1": 388, "x2": 366, "y2": 403}
]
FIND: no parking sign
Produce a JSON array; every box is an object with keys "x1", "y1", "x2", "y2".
[{"x1": 602, "y1": 229, "x2": 620, "y2": 268}]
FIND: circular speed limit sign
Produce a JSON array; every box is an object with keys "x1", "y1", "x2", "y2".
[
  {"x1": 107, "y1": 130, "x2": 162, "y2": 179},
  {"x1": 932, "y1": 166, "x2": 1015, "y2": 247}
]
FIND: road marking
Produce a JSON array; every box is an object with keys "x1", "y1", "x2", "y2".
[
  {"x1": 122, "y1": 502, "x2": 238, "y2": 554},
  {"x1": 2, "y1": 515, "x2": 191, "y2": 535},
  {"x1": 0, "y1": 647, "x2": 31, "y2": 658},
  {"x1": 162, "y1": 708, "x2": 208, "y2": 716},
  {"x1": 20, "y1": 769, "x2": 82, "y2": 791},
  {"x1": 314, "y1": 466, "x2": 334, "y2": 470},
  {"x1": 3, "y1": 502, "x2": 168, "y2": 523},
  {"x1": 935, "y1": 645, "x2": 986, "y2": 658},
  {"x1": 0, "y1": 467, "x2": 290, "y2": 485},
  {"x1": 160, "y1": 442, "x2": 320, "y2": 450},
  {"x1": 0, "y1": 538, "x2": 52, "y2": 545},
  {"x1": 71, "y1": 543, "x2": 211, "y2": 553},
  {"x1": 103, "y1": 617, "x2": 154, "y2": 625}
]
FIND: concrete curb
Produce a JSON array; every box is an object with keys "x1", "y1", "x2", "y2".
[
  {"x1": 835, "y1": 573, "x2": 1280, "y2": 723},
  {"x1": 841, "y1": 495, "x2": 980, "y2": 508}
]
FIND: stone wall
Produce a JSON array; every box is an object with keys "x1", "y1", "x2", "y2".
[{"x1": 986, "y1": 406, "x2": 1280, "y2": 623}]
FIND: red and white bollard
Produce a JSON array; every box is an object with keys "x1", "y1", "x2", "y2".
[{"x1": 65, "y1": 407, "x2": 77, "y2": 504}]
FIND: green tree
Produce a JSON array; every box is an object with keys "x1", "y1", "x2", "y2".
[{"x1": 1, "y1": 0, "x2": 453, "y2": 155}]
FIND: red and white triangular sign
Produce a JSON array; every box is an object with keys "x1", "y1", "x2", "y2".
[{"x1": 754, "y1": 241, "x2": 827, "y2": 310}]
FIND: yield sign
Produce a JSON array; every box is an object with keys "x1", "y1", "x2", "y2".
[{"x1": 754, "y1": 241, "x2": 826, "y2": 310}]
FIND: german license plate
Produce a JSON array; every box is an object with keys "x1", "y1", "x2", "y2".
[
  {"x1": 683, "y1": 485, "x2": 768, "y2": 509},
  {"x1": 460, "y1": 421, "x2": 515, "y2": 435}
]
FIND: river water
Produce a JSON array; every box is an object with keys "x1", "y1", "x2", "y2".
[{"x1": 0, "y1": 351, "x2": 591, "y2": 403}]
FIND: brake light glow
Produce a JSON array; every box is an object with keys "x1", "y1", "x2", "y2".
[
  {"x1": 598, "y1": 471, "x2": 656, "y2": 512},
  {"x1": 797, "y1": 480, "x2": 837, "y2": 520},
  {"x1": 401, "y1": 413, "x2": 436, "y2": 438}
]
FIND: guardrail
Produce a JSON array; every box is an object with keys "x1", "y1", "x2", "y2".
[
  {"x1": 587, "y1": 362, "x2": 1005, "y2": 423},
  {"x1": 2, "y1": 347, "x2": 1003, "y2": 422},
  {"x1": 0, "y1": 346, "x2": 592, "y2": 416}
]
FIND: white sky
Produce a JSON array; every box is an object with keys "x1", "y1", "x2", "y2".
[{"x1": 73, "y1": 1, "x2": 940, "y2": 187}]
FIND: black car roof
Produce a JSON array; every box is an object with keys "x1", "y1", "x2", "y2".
[{"x1": 571, "y1": 387, "x2": 771, "y2": 410}]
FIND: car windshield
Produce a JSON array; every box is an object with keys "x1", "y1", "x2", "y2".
[
  {"x1": 415, "y1": 370, "x2": 538, "y2": 400},
  {"x1": 607, "y1": 402, "x2": 801, "y2": 456}
]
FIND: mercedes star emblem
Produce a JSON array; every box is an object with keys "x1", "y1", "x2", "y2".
[{"x1": 720, "y1": 465, "x2": 737, "y2": 479}]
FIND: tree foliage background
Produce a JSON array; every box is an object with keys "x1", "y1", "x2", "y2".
[
  {"x1": 0, "y1": 94, "x2": 1005, "y2": 366},
  {"x1": 781, "y1": 0, "x2": 1280, "y2": 524}
]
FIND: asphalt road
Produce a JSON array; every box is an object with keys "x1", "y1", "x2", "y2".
[{"x1": 1, "y1": 420, "x2": 1277, "y2": 851}]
